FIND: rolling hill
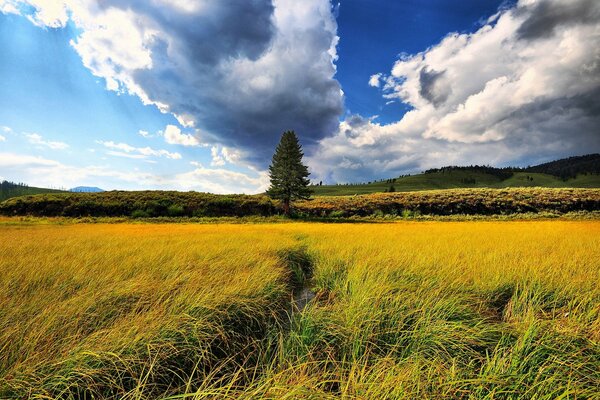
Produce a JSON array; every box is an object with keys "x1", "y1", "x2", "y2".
[{"x1": 312, "y1": 154, "x2": 600, "y2": 196}]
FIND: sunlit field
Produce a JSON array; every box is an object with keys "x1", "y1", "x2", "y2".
[{"x1": 1, "y1": 221, "x2": 599, "y2": 399}]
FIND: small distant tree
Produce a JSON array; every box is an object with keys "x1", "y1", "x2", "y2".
[{"x1": 267, "y1": 131, "x2": 312, "y2": 215}]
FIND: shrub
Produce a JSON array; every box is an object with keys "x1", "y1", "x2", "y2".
[
  {"x1": 167, "y1": 204, "x2": 185, "y2": 217},
  {"x1": 328, "y1": 210, "x2": 346, "y2": 218},
  {"x1": 132, "y1": 209, "x2": 150, "y2": 218}
]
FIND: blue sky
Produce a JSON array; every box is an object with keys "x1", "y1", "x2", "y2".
[{"x1": 0, "y1": 0, "x2": 598, "y2": 192}]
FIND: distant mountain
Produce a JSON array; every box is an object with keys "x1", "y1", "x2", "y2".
[{"x1": 70, "y1": 186, "x2": 104, "y2": 193}]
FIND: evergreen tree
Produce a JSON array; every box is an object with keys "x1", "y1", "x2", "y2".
[{"x1": 267, "y1": 131, "x2": 312, "y2": 215}]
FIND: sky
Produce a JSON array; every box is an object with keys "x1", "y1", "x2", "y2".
[{"x1": 0, "y1": 0, "x2": 598, "y2": 193}]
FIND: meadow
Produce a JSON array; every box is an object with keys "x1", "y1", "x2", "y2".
[{"x1": 1, "y1": 219, "x2": 599, "y2": 399}]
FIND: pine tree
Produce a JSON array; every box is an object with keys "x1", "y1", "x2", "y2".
[{"x1": 267, "y1": 131, "x2": 312, "y2": 215}]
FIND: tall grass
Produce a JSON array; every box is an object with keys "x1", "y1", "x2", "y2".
[{"x1": 1, "y1": 221, "x2": 598, "y2": 398}]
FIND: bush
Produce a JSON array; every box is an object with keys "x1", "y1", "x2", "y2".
[
  {"x1": 328, "y1": 210, "x2": 346, "y2": 218},
  {"x1": 167, "y1": 204, "x2": 185, "y2": 217},
  {"x1": 132, "y1": 209, "x2": 150, "y2": 218}
]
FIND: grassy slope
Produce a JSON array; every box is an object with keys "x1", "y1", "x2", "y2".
[
  {"x1": 312, "y1": 171, "x2": 600, "y2": 196},
  {"x1": 1, "y1": 221, "x2": 598, "y2": 398}
]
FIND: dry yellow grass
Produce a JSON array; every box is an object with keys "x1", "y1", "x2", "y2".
[{"x1": 0, "y1": 220, "x2": 598, "y2": 398}]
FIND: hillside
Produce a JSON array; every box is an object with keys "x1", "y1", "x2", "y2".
[
  {"x1": 0, "y1": 181, "x2": 65, "y2": 202},
  {"x1": 525, "y1": 153, "x2": 600, "y2": 179},
  {"x1": 312, "y1": 154, "x2": 600, "y2": 196}
]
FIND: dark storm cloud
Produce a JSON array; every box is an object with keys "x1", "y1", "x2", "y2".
[
  {"x1": 92, "y1": 0, "x2": 342, "y2": 167},
  {"x1": 97, "y1": 0, "x2": 276, "y2": 64},
  {"x1": 516, "y1": 0, "x2": 600, "y2": 40}
]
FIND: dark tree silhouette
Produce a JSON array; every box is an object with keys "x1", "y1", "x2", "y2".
[{"x1": 267, "y1": 131, "x2": 312, "y2": 215}]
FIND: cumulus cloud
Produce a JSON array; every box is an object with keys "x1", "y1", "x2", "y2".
[
  {"x1": 25, "y1": 133, "x2": 69, "y2": 150},
  {"x1": 0, "y1": 134, "x2": 5, "y2": 142},
  {"x1": 368, "y1": 73, "x2": 382, "y2": 88},
  {"x1": 310, "y1": 0, "x2": 600, "y2": 183},
  {"x1": 210, "y1": 145, "x2": 242, "y2": 167},
  {"x1": 2, "y1": 0, "x2": 342, "y2": 167},
  {"x1": 174, "y1": 165, "x2": 269, "y2": 194},
  {"x1": 97, "y1": 140, "x2": 181, "y2": 159},
  {"x1": 163, "y1": 124, "x2": 200, "y2": 147}
]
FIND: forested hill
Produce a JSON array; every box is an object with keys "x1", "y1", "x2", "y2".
[
  {"x1": 0, "y1": 181, "x2": 65, "y2": 201},
  {"x1": 425, "y1": 154, "x2": 600, "y2": 179},
  {"x1": 312, "y1": 154, "x2": 600, "y2": 196},
  {"x1": 524, "y1": 154, "x2": 600, "y2": 179}
]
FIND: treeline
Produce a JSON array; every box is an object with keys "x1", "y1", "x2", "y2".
[
  {"x1": 424, "y1": 165, "x2": 515, "y2": 180},
  {"x1": 0, "y1": 191, "x2": 276, "y2": 217},
  {"x1": 524, "y1": 154, "x2": 600, "y2": 180},
  {"x1": 425, "y1": 154, "x2": 600, "y2": 182},
  {"x1": 1, "y1": 188, "x2": 599, "y2": 218},
  {"x1": 320, "y1": 175, "x2": 411, "y2": 187},
  {"x1": 0, "y1": 181, "x2": 64, "y2": 202}
]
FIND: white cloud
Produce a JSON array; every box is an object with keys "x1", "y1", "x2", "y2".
[
  {"x1": 163, "y1": 124, "x2": 200, "y2": 146},
  {"x1": 105, "y1": 150, "x2": 147, "y2": 159},
  {"x1": 209, "y1": 145, "x2": 242, "y2": 167},
  {"x1": 25, "y1": 133, "x2": 69, "y2": 150},
  {"x1": 1, "y1": 126, "x2": 11, "y2": 133},
  {"x1": 210, "y1": 146, "x2": 225, "y2": 167},
  {"x1": 368, "y1": 73, "x2": 381, "y2": 88},
  {"x1": 174, "y1": 165, "x2": 269, "y2": 194},
  {"x1": 0, "y1": 134, "x2": 5, "y2": 142},
  {"x1": 310, "y1": 0, "x2": 600, "y2": 183},
  {"x1": 97, "y1": 140, "x2": 181, "y2": 159},
  {"x1": 0, "y1": 2, "x2": 18, "y2": 14},
  {"x1": 138, "y1": 130, "x2": 151, "y2": 138}
]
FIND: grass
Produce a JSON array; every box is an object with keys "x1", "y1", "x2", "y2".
[
  {"x1": 1, "y1": 220, "x2": 599, "y2": 398},
  {"x1": 312, "y1": 172, "x2": 600, "y2": 196}
]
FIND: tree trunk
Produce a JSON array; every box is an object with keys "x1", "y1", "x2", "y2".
[{"x1": 283, "y1": 199, "x2": 290, "y2": 216}]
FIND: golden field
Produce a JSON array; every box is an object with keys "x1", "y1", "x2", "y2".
[{"x1": 0, "y1": 220, "x2": 599, "y2": 399}]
